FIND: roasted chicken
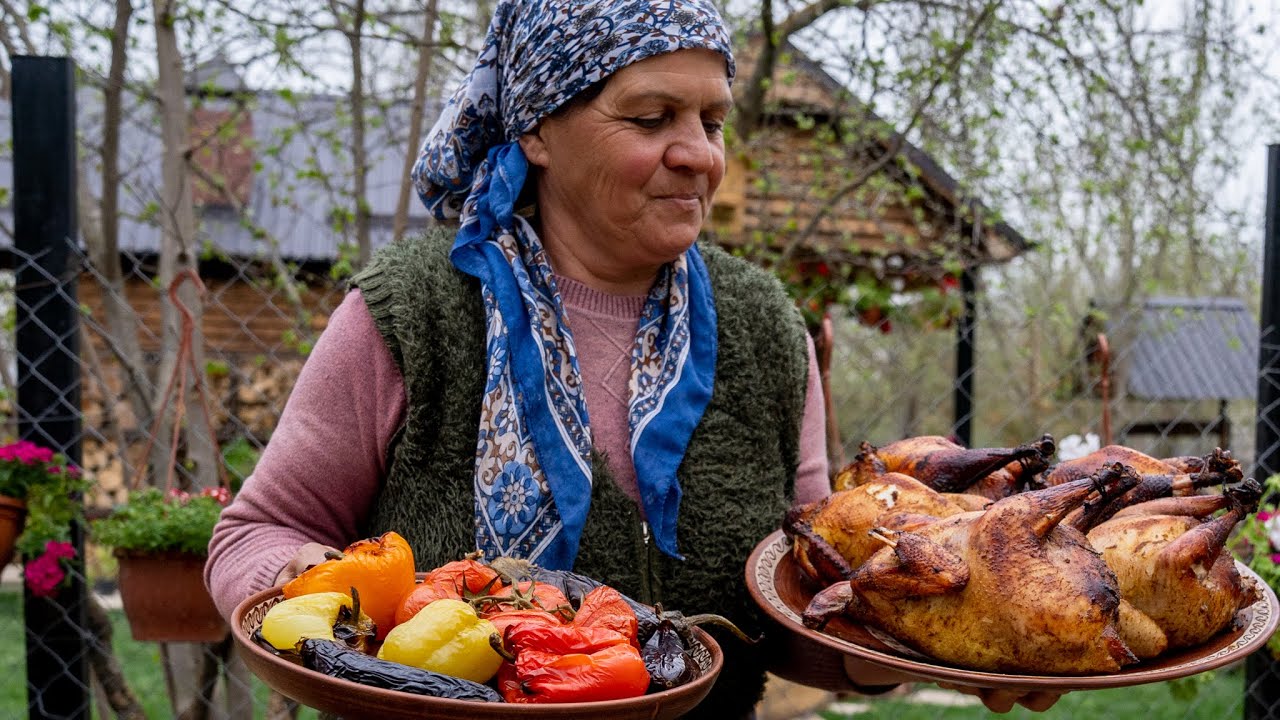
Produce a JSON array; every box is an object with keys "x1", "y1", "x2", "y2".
[
  {"x1": 1086, "y1": 479, "x2": 1263, "y2": 650},
  {"x1": 803, "y1": 465, "x2": 1145, "y2": 674},
  {"x1": 835, "y1": 434, "x2": 1056, "y2": 498},
  {"x1": 784, "y1": 472, "x2": 976, "y2": 585},
  {"x1": 1040, "y1": 447, "x2": 1242, "y2": 531}
]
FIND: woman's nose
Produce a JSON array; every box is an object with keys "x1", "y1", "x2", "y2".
[{"x1": 664, "y1": 118, "x2": 718, "y2": 174}]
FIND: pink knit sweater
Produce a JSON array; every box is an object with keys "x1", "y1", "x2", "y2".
[{"x1": 206, "y1": 282, "x2": 831, "y2": 619}]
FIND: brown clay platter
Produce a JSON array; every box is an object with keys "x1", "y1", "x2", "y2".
[
  {"x1": 746, "y1": 529, "x2": 1279, "y2": 692},
  {"x1": 232, "y1": 584, "x2": 723, "y2": 720}
]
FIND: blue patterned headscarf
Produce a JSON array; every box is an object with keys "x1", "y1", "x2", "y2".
[{"x1": 411, "y1": 0, "x2": 734, "y2": 570}]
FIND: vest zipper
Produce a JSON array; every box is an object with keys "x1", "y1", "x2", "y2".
[{"x1": 639, "y1": 520, "x2": 657, "y2": 606}]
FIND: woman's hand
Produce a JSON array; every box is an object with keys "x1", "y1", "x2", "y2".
[
  {"x1": 841, "y1": 657, "x2": 916, "y2": 691},
  {"x1": 274, "y1": 542, "x2": 341, "y2": 586},
  {"x1": 935, "y1": 682, "x2": 1064, "y2": 713}
]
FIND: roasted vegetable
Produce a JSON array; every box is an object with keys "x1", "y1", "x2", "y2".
[
  {"x1": 396, "y1": 556, "x2": 503, "y2": 625},
  {"x1": 486, "y1": 556, "x2": 752, "y2": 649},
  {"x1": 283, "y1": 531, "x2": 416, "y2": 640},
  {"x1": 487, "y1": 608, "x2": 563, "y2": 637},
  {"x1": 260, "y1": 590, "x2": 376, "y2": 653},
  {"x1": 300, "y1": 639, "x2": 502, "y2": 702},
  {"x1": 489, "y1": 558, "x2": 604, "y2": 608},
  {"x1": 477, "y1": 580, "x2": 574, "y2": 622},
  {"x1": 641, "y1": 618, "x2": 697, "y2": 691},
  {"x1": 493, "y1": 623, "x2": 650, "y2": 703},
  {"x1": 572, "y1": 585, "x2": 638, "y2": 645},
  {"x1": 378, "y1": 598, "x2": 504, "y2": 683}
]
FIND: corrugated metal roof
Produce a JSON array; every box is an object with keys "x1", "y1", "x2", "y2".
[
  {"x1": 1116, "y1": 297, "x2": 1258, "y2": 401},
  {"x1": 0, "y1": 88, "x2": 438, "y2": 262}
]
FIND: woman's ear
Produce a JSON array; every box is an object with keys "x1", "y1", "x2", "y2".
[{"x1": 519, "y1": 127, "x2": 551, "y2": 168}]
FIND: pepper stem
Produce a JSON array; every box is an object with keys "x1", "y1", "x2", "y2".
[
  {"x1": 489, "y1": 632, "x2": 516, "y2": 662},
  {"x1": 676, "y1": 612, "x2": 760, "y2": 644}
]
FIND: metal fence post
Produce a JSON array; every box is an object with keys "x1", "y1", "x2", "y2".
[
  {"x1": 13, "y1": 55, "x2": 89, "y2": 720},
  {"x1": 1247, "y1": 144, "x2": 1280, "y2": 720},
  {"x1": 952, "y1": 267, "x2": 976, "y2": 446}
]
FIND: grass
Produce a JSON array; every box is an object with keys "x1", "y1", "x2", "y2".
[
  {"x1": 2, "y1": 589, "x2": 317, "y2": 719},
  {"x1": 819, "y1": 667, "x2": 1247, "y2": 719}
]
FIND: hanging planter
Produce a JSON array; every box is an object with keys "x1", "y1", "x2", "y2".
[
  {"x1": 90, "y1": 270, "x2": 232, "y2": 642},
  {"x1": 0, "y1": 495, "x2": 26, "y2": 568},
  {"x1": 115, "y1": 548, "x2": 226, "y2": 642}
]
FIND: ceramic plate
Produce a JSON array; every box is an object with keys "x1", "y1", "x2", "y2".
[
  {"x1": 746, "y1": 530, "x2": 1278, "y2": 691},
  {"x1": 232, "y1": 585, "x2": 722, "y2": 720}
]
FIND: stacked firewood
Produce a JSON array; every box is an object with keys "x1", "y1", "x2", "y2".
[{"x1": 77, "y1": 356, "x2": 306, "y2": 508}]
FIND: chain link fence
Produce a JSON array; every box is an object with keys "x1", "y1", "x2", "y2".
[{"x1": 4, "y1": 65, "x2": 1279, "y2": 720}]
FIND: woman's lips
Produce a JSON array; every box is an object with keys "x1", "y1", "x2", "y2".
[{"x1": 656, "y1": 194, "x2": 703, "y2": 212}]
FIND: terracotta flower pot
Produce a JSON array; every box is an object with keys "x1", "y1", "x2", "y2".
[
  {"x1": 0, "y1": 495, "x2": 27, "y2": 568},
  {"x1": 115, "y1": 549, "x2": 227, "y2": 642}
]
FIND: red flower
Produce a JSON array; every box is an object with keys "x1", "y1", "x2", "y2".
[{"x1": 879, "y1": 319, "x2": 893, "y2": 335}]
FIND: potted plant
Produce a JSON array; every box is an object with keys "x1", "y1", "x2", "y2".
[
  {"x1": 0, "y1": 440, "x2": 85, "y2": 583},
  {"x1": 92, "y1": 485, "x2": 232, "y2": 641},
  {"x1": 1234, "y1": 473, "x2": 1280, "y2": 658}
]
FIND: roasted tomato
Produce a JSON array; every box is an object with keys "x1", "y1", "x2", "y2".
[
  {"x1": 479, "y1": 580, "x2": 573, "y2": 622},
  {"x1": 395, "y1": 558, "x2": 503, "y2": 626}
]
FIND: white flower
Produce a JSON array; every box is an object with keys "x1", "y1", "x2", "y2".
[
  {"x1": 1057, "y1": 433, "x2": 1101, "y2": 462},
  {"x1": 1266, "y1": 515, "x2": 1280, "y2": 552}
]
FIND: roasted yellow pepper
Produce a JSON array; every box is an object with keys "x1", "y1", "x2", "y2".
[
  {"x1": 377, "y1": 598, "x2": 503, "y2": 683},
  {"x1": 261, "y1": 591, "x2": 375, "y2": 652}
]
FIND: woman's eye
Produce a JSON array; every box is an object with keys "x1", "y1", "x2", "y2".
[{"x1": 627, "y1": 116, "x2": 664, "y2": 129}]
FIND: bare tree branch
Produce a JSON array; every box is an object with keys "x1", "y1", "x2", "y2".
[{"x1": 785, "y1": 0, "x2": 1001, "y2": 262}]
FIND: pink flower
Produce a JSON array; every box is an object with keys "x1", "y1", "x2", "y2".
[
  {"x1": 200, "y1": 486, "x2": 232, "y2": 506},
  {"x1": 23, "y1": 540, "x2": 77, "y2": 597},
  {"x1": 1272, "y1": 553, "x2": 1280, "y2": 565},
  {"x1": 0, "y1": 440, "x2": 55, "y2": 465},
  {"x1": 25, "y1": 551, "x2": 67, "y2": 597},
  {"x1": 44, "y1": 540, "x2": 75, "y2": 560},
  {"x1": 1260, "y1": 510, "x2": 1274, "y2": 523}
]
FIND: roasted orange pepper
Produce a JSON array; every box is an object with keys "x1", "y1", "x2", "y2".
[{"x1": 282, "y1": 531, "x2": 415, "y2": 640}]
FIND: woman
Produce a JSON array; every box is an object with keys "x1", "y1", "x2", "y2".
[{"x1": 206, "y1": 0, "x2": 1057, "y2": 715}]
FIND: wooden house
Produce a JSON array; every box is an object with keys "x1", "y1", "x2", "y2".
[{"x1": 713, "y1": 41, "x2": 1031, "y2": 294}]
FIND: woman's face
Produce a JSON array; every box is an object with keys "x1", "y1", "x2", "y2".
[{"x1": 520, "y1": 49, "x2": 733, "y2": 294}]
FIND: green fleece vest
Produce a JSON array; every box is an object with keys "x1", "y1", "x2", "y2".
[{"x1": 352, "y1": 229, "x2": 808, "y2": 718}]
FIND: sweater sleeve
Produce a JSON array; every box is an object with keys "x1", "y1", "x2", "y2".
[
  {"x1": 204, "y1": 289, "x2": 407, "y2": 620},
  {"x1": 793, "y1": 334, "x2": 831, "y2": 506}
]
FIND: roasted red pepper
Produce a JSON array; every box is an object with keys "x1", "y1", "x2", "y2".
[
  {"x1": 487, "y1": 608, "x2": 563, "y2": 638},
  {"x1": 494, "y1": 623, "x2": 650, "y2": 703},
  {"x1": 571, "y1": 585, "x2": 638, "y2": 646}
]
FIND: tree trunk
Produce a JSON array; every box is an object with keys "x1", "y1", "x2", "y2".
[
  {"x1": 90, "y1": 0, "x2": 154, "y2": 435},
  {"x1": 85, "y1": 593, "x2": 147, "y2": 720},
  {"x1": 337, "y1": 0, "x2": 372, "y2": 266},
  {"x1": 392, "y1": 0, "x2": 441, "y2": 242},
  {"x1": 152, "y1": 3, "x2": 220, "y2": 716},
  {"x1": 151, "y1": 0, "x2": 217, "y2": 491}
]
